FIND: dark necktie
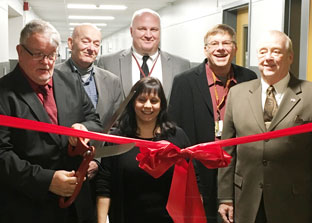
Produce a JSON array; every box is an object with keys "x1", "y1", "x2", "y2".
[
  {"x1": 40, "y1": 85, "x2": 58, "y2": 125},
  {"x1": 263, "y1": 86, "x2": 278, "y2": 129},
  {"x1": 140, "y1": 55, "x2": 150, "y2": 79}
]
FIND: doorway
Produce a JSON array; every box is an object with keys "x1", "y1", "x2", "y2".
[
  {"x1": 236, "y1": 7, "x2": 249, "y2": 67},
  {"x1": 223, "y1": 3, "x2": 249, "y2": 67}
]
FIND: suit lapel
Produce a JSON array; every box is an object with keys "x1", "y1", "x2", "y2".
[
  {"x1": 120, "y1": 49, "x2": 133, "y2": 96},
  {"x1": 19, "y1": 85, "x2": 52, "y2": 125},
  {"x1": 160, "y1": 52, "x2": 173, "y2": 98},
  {"x1": 195, "y1": 62, "x2": 214, "y2": 115},
  {"x1": 14, "y1": 66, "x2": 61, "y2": 144},
  {"x1": 248, "y1": 79, "x2": 266, "y2": 132},
  {"x1": 52, "y1": 72, "x2": 68, "y2": 145},
  {"x1": 233, "y1": 64, "x2": 249, "y2": 83},
  {"x1": 268, "y1": 75, "x2": 301, "y2": 131}
]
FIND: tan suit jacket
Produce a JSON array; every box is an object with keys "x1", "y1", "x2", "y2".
[{"x1": 218, "y1": 75, "x2": 312, "y2": 223}]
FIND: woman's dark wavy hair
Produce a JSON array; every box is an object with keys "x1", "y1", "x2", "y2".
[{"x1": 117, "y1": 77, "x2": 176, "y2": 139}]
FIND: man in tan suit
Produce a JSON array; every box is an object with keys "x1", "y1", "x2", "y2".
[{"x1": 218, "y1": 30, "x2": 312, "y2": 223}]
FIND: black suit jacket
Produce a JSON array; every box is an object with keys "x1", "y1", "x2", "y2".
[
  {"x1": 168, "y1": 59, "x2": 257, "y2": 222},
  {"x1": 0, "y1": 65, "x2": 102, "y2": 223}
]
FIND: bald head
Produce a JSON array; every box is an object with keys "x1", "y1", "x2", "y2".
[
  {"x1": 68, "y1": 24, "x2": 101, "y2": 69},
  {"x1": 130, "y1": 8, "x2": 161, "y2": 55},
  {"x1": 72, "y1": 24, "x2": 100, "y2": 39},
  {"x1": 131, "y1": 8, "x2": 161, "y2": 27}
]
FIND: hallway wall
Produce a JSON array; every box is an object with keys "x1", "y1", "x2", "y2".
[{"x1": 100, "y1": 0, "x2": 285, "y2": 67}]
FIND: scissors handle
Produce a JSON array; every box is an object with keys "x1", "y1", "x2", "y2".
[{"x1": 59, "y1": 138, "x2": 95, "y2": 208}]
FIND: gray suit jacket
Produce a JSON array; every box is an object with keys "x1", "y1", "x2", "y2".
[
  {"x1": 97, "y1": 48, "x2": 191, "y2": 98},
  {"x1": 218, "y1": 75, "x2": 312, "y2": 223},
  {"x1": 56, "y1": 59, "x2": 124, "y2": 129}
]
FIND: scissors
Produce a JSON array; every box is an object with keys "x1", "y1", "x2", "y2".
[{"x1": 59, "y1": 91, "x2": 136, "y2": 208}]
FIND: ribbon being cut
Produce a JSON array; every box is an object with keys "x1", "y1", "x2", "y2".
[{"x1": 1, "y1": 115, "x2": 312, "y2": 223}]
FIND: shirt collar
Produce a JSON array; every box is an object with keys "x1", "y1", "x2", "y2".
[
  {"x1": 206, "y1": 63, "x2": 237, "y2": 86},
  {"x1": 132, "y1": 47, "x2": 159, "y2": 62},
  {"x1": 261, "y1": 73, "x2": 290, "y2": 95},
  {"x1": 69, "y1": 57, "x2": 94, "y2": 76}
]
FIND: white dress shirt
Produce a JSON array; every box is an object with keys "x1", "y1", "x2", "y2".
[
  {"x1": 261, "y1": 73, "x2": 290, "y2": 110},
  {"x1": 131, "y1": 49, "x2": 163, "y2": 85}
]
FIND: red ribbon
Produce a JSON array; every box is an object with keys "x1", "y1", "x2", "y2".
[
  {"x1": 137, "y1": 142, "x2": 231, "y2": 223},
  {"x1": 1, "y1": 114, "x2": 312, "y2": 222}
]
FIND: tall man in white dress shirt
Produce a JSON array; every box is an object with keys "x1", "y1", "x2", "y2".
[{"x1": 97, "y1": 8, "x2": 191, "y2": 99}]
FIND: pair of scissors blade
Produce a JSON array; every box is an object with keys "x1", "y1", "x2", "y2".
[
  {"x1": 102, "y1": 90, "x2": 136, "y2": 133},
  {"x1": 92, "y1": 90, "x2": 137, "y2": 158},
  {"x1": 94, "y1": 142, "x2": 135, "y2": 158}
]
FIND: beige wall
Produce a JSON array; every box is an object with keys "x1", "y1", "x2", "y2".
[
  {"x1": 0, "y1": 0, "x2": 9, "y2": 62},
  {"x1": 307, "y1": 0, "x2": 312, "y2": 81},
  {"x1": 101, "y1": 0, "x2": 286, "y2": 64}
]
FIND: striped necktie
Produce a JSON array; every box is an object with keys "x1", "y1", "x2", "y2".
[{"x1": 263, "y1": 85, "x2": 278, "y2": 129}]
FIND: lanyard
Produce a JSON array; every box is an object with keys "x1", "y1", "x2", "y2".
[
  {"x1": 132, "y1": 52, "x2": 160, "y2": 78},
  {"x1": 211, "y1": 72, "x2": 231, "y2": 120}
]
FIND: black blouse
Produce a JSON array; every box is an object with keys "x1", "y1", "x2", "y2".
[{"x1": 95, "y1": 127, "x2": 190, "y2": 223}]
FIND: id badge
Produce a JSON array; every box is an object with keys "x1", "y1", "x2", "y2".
[{"x1": 215, "y1": 120, "x2": 223, "y2": 137}]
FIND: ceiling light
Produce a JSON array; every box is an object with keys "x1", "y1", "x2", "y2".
[
  {"x1": 67, "y1": 4, "x2": 127, "y2": 10},
  {"x1": 69, "y1": 27, "x2": 101, "y2": 31},
  {"x1": 99, "y1": 5, "x2": 127, "y2": 10},
  {"x1": 67, "y1": 4, "x2": 95, "y2": 9},
  {"x1": 68, "y1": 15, "x2": 114, "y2": 20},
  {"x1": 69, "y1": 22, "x2": 107, "y2": 27}
]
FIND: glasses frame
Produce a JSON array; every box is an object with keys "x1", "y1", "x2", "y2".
[
  {"x1": 206, "y1": 40, "x2": 235, "y2": 50},
  {"x1": 21, "y1": 44, "x2": 59, "y2": 61}
]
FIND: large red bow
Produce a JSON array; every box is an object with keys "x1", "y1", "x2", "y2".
[{"x1": 137, "y1": 142, "x2": 231, "y2": 223}]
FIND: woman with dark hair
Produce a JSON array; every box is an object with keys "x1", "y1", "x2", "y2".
[{"x1": 96, "y1": 77, "x2": 190, "y2": 223}]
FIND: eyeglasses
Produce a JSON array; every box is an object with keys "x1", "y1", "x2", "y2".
[
  {"x1": 206, "y1": 41, "x2": 235, "y2": 50},
  {"x1": 21, "y1": 44, "x2": 59, "y2": 61}
]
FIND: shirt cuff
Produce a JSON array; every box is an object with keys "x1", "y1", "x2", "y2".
[{"x1": 219, "y1": 199, "x2": 233, "y2": 204}]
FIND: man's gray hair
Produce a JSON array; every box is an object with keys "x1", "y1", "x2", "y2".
[
  {"x1": 130, "y1": 8, "x2": 161, "y2": 27},
  {"x1": 256, "y1": 30, "x2": 293, "y2": 54},
  {"x1": 20, "y1": 19, "x2": 61, "y2": 47}
]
